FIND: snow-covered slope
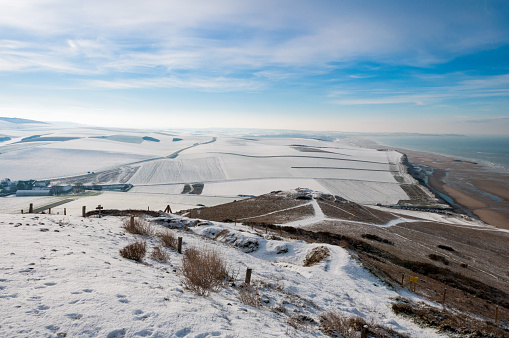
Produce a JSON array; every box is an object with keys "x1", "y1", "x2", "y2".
[{"x1": 0, "y1": 213, "x2": 443, "y2": 337}]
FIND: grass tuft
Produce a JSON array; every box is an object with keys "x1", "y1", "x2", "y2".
[
  {"x1": 119, "y1": 240, "x2": 147, "y2": 262},
  {"x1": 181, "y1": 246, "x2": 229, "y2": 296},
  {"x1": 122, "y1": 217, "x2": 153, "y2": 236},
  {"x1": 158, "y1": 229, "x2": 178, "y2": 250},
  {"x1": 150, "y1": 246, "x2": 169, "y2": 262},
  {"x1": 303, "y1": 246, "x2": 330, "y2": 267}
]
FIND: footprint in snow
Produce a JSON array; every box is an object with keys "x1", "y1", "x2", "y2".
[
  {"x1": 117, "y1": 294, "x2": 129, "y2": 303},
  {"x1": 44, "y1": 282, "x2": 57, "y2": 286},
  {"x1": 82, "y1": 289, "x2": 93, "y2": 293},
  {"x1": 175, "y1": 328, "x2": 191, "y2": 337},
  {"x1": 134, "y1": 329, "x2": 153, "y2": 337},
  {"x1": 38, "y1": 305, "x2": 50, "y2": 310},
  {"x1": 106, "y1": 328, "x2": 126, "y2": 338},
  {"x1": 66, "y1": 313, "x2": 83, "y2": 320},
  {"x1": 45, "y1": 324, "x2": 59, "y2": 332}
]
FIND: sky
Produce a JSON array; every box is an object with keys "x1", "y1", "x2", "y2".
[{"x1": 1, "y1": 0, "x2": 509, "y2": 134}]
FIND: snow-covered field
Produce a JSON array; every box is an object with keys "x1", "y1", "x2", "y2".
[
  {"x1": 0, "y1": 213, "x2": 443, "y2": 337},
  {"x1": 1, "y1": 121, "x2": 418, "y2": 212}
]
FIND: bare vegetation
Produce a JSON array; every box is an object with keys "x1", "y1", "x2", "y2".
[
  {"x1": 392, "y1": 298, "x2": 508, "y2": 337},
  {"x1": 150, "y1": 246, "x2": 169, "y2": 262},
  {"x1": 158, "y1": 229, "x2": 178, "y2": 250},
  {"x1": 238, "y1": 283, "x2": 261, "y2": 308},
  {"x1": 287, "y1": 314, "x2": 316, "y2": 332},
  {"x1": 303, "y1": 246, "x2": 330, "y2": 267},
  {"x1": 428, "y1": 253, "x2": 450, "y2": 265},
  {"x1": 119, "y1": 240, "x2": 147, "y2": 262},
  {"x1": 181, "y1": 246, "x2": 229, "y2": 296},
  {"x1": 122, "y1": 217, "x2": 153, "y2": 236},
  {"x1": 320, "y1": 311, "x2": 409, "y2": 338}
]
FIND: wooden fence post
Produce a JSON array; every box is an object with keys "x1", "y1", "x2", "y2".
[
  {"x1": 64, "y1": 208, "x2": 66, "y2": 216},
  {"x1": 21, "y1": 209, "x2": 24, "y2": 214},
  {"x1": 178, "y1": 237, "x2": 183, "y2": 254},
  {"x1": 48, "y1": 208, "x2": 51, "y2": 214},
  {"x1": 82, "y1": 206, "x2": 86, "y2": 217},
  {"x1": 401, "y1": 273, "x2": 405, "y2": 285},
  {"x1": 361, "y1": 325, "x2": 368, "y2": 338},
  {"x1": 245, "y1": 268, "x2": 252, "y2": 284},
  {"x1": 29, "y1": 203, "x2": 33, "y2": 213},
  {"x1": 130, "y1": 216, "x2": 134, "y2": 229}
]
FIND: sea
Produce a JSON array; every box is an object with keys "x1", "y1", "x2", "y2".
[{"x1": 370, "y1": 135, "x2": 509, "y2": 173}]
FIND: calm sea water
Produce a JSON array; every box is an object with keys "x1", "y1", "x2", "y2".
[{"x1": 370, "y1": 135, "x2": 509, "y2": 172}]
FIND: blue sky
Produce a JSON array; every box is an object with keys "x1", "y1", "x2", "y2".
[{"x1": 1, "y1": 0, "x2": 509, "y2": 134}]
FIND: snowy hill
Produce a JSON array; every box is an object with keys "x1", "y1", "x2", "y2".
[{"x1": 0, "y1": 212, "x2": 444, "y2": 337}]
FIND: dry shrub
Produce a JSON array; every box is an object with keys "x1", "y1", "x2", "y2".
[
  {"x1": 392, "y1": 299, "x2": 507, "y2": 337},
  {"x1": 119, "y1": 240, "x2": 146, "y2": 262},
  {"x1": 319, "y1": 311, "x2": 362, "y2": 337},
  {"x1": 181, "y1": 246, "x2": 229, "y2": 296},
  {"x1": 122, "y1": 217, "x2": 153, "y2": 236},
  {"x1": 428, "y1": 253, "x2": 450, "y2": 265},
  {"x1": 287, "y1": 314, "x2": 316, "y2": 332},
  {"x1": 238, "y1": 283, "x2": 261, "y2": 308},
  {"x1": 320, "y1": 311, "x2": 409, "y2": 338},
  {"x1": 150, "y1": 246, "x2": 169, "y2": 262},
  {"x1": 303, "y1": 246, "x2": 330, "y2": 267},
  {"x1": 158, "y1": 229, "x2": 178, "y2": 250}
]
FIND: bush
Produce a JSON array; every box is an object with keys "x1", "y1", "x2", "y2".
[
  {"x1": 119, "y1": 240, "x2": 147, "y2": 262},
  {"x1": 158, "y1": 230, "x2": 178, "y2": 250},
  {"x1": 320, "y1": 311, "x2": 410, "y2": 338},
  {"x1": 122, "y1": 217, "x2": 153, "y2": 236},
  {"x1": 428, "y1": 254, "x2": 450, "y2": 265},
  {"x1": 303, "y1": 246, "x2": 330, "y2": 267},
  {"x1": 319, "y1": 311, "x2": 363, "y2": 337},
  {"x1": 238, "y1": 283, "x2": 261, "y2": 308},
  {"x1": 181, "y1": 246, "x2": 229, "y2": 296},
  {"x1": 150, "y1": 246, "x2": 169, "y2": 262}
]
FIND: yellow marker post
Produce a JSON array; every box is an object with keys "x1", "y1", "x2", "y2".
[{"x1": 409, "y1": 276, "x2": 418, "y2": 292}]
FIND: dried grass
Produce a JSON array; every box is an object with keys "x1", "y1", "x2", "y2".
[
  {"x1": 320, "y1": 311, "x2": 410, "y2": 338},
  {"x1": 122, "y1": 217, "x2": 153, "y2": 236},
  {"x1": 119, "y1": 240, "x2": 146, "y2": 262},
  {"x1": 181, "y1": 246, "x2": 229, "y2": 296},
  {"x1": 303, "y1": 246, "x2": 330, "y2": 267},
  {"x1": 238, "y1": 283, "x2": 261, "y2": 308},
  {"x1": 158, "y1": 229, "x2": 178, "y2": 250},
  {"x1": 392, "y1": 298, "x2": 507, "y2": 337},
  {"x1": 150, "y1": 246, "x2": 169, "y2": 262}
]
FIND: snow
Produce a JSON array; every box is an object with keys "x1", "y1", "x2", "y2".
[
  {"x1": 1, "y1": 125, "x2": 413, "y2": 208},
  {"x1": 127, "y1": 158, "x2": 227, "y2": 185},
  {"x1": 0, "y1": 148, "x2": 152, "y2": 180},
  {"x1": 0, "y1": 213, "x2": 444, "y2": 337}
]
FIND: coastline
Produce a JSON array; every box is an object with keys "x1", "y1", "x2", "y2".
[{"x1": 396, "y1": 148, "x2": 509, "y2": 229}]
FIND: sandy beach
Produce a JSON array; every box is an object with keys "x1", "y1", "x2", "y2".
[{"x1": 398, "y1": 148, "x2": 509, "y2": 229}]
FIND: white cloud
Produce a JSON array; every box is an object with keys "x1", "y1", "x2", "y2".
[{"x1": 88, "y1": 76, "x2": 264, "y2": 92}]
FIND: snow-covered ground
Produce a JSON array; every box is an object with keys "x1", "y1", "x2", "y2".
[
  {"x1": 1, "y1": 123, "x2": 415, "y2": 209},
  {"x1": 0, "y1": 213, "x2": 444, "y2": 337}
]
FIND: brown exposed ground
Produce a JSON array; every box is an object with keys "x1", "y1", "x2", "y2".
[{"x1": 179, "y1": 192, "x2": 313, "y2": 224}]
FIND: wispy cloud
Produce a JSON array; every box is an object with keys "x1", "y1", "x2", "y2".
[{"x1": 88, "y1": 76, "x2": 264, "y2": 92}]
